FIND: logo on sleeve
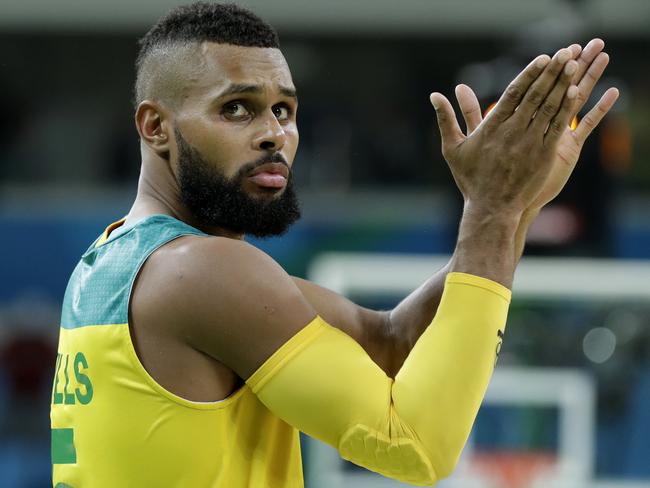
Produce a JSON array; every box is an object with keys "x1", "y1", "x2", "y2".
[{"x1": 495, "y1": 329, "x2": 504, "y2": 367}]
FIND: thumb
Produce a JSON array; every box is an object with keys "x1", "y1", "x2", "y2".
[
  {"x1": 430, "y1": 92, "x2": 464, "y2": 151},
  {"x1": 455, "y1": 84, "x2": 482, "y2": 134}
]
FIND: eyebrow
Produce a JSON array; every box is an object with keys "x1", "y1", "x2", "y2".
[{"x1": 216, "y1": 83, "x2": 297, "y2": 100}]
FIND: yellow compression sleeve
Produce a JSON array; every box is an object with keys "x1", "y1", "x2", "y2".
[{"x1": 246, "y1": 272, "x2": 511, "y2": 486}]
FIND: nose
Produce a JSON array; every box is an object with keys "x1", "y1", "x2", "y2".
[{"x1": 252, "y1": 112, "x2": 286, "y2": 152}]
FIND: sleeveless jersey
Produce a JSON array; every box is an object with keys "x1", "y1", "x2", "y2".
[{"x1": 50, "y1": 215, "x2": 303, "y2": 487}]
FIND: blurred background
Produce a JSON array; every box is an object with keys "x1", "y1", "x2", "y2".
[{"x1": 0, "y1": 0, "x2": 649, "y2": 486}]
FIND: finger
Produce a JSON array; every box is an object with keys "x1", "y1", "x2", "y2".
[
  {"x1": 544, "y1": 85, "x2": 578, "y2": 145},
  {"x1": 430, "y1": 92, "x2": 465, "y2": 150},
  {"x1": 488, "y1": 54, "x2": 551, "y2": 122},
  {"x1": 572, "y1": 38, "x2": 605, "y2": 85},
  {"x1": 574, "y1": 52, "x2": 610, "y2": 115},
  {"x1": 574, "y1": 87, "x2": 620, "y2": 145},
  {"x1": 514, "y1": 48, "x2": 573, "y2": 122},
  {"x1": 568, "y1": 43, "x2": 583, "y2": 60},
  {"x1": 530, "y1": 59, "x2": 578, "y2": 132},
  {"x1": 455, "y1": 84, "x2": 482, "y2": 134}
]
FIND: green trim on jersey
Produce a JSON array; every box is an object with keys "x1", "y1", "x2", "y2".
[{"x1": 60, "y1": 215, "x2": 206, "y2": 329}]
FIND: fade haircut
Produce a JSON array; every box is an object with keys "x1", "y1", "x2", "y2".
[{"x1": 134, "y1": 2, "x2": 280, "y2": 108}]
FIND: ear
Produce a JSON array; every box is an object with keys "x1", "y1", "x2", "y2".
[{"x1": 135, "y1": 100, "x2": 172, "y2": 158}]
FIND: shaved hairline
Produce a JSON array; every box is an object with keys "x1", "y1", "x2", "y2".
[{"x1": 135, "y1": 41, "x2": 206, "y2": 110}]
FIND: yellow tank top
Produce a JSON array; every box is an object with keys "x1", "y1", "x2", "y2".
[{"x1": 50, "y1": 215, "x2": 303, "y2": 487}]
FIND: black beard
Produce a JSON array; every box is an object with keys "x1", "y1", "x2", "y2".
[{"x1": 175, "y1": 129, "x2": 301, "y2": 238}]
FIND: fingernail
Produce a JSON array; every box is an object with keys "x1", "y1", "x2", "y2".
[
  {"x1": 430, "y1": 94, "x2": 440, "y2": 109},
  {"x1": 567, "y1": 86, "x2": 578, "y2": 99},
  {"x1": 565, "y1": 61, "x2": 577, "y2": 75},
  {"x1": 536, "y1": 55, "x2": 550, "y2": 68}
]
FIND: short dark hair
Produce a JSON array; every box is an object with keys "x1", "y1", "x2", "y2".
[{"x1": 134, "y1": 2, "x2": 280, "y2": 107}]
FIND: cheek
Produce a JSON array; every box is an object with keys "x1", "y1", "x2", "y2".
[
  {"x1": 197, "y1": 125, "x2": 246, "y2": 176},
  {"x1": 285, "y1": 126, "x2": 299, "y2": 155}
]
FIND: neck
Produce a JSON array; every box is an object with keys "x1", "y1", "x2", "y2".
[{"x1": 125, "y1": 150, "x2": 244, "y2": 240}]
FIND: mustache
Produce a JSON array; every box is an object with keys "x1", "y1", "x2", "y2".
[{"x1": 240, "y1": 153, "x2": 290, "y2": 176}]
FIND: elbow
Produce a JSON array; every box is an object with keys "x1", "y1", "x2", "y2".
[
  {"x1": 335, "y1": 416, "x2": 468, "y2": 485},
  {"x1": 338, "y1": 424, "x2": 441, "y2": 485}
]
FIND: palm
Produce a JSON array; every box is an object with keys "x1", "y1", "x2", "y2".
[{"x1": 529, "y1": 127, "x2": 584, "y2": 209}]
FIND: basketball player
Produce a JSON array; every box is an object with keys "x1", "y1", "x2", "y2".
[{"x1": 50, "y1": 3, "x2": 618, "y2": 486}]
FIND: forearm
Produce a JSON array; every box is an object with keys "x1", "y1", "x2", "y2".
[
  {"x1": 388, "y1": 203, "x2": 525, "y2": 366},
  {"x1": 248, "y1": 273, "x2": 510, "y2": 485},
  {"x1": 386, "y1": 261, "x2": 451, "y2": 358}
]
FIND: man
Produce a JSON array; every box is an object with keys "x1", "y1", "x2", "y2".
[{"x1": 50, "y1": 2, "x2": 618, "y2": 487}]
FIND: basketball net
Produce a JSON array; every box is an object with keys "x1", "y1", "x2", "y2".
[{"x1": 469, "y1": 451, "x2": 557, "y2": 488}]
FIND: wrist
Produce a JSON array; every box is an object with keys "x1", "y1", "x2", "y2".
[
  {"x1": 452, "y1": 200, "x2": 520, "y2": 288},
  {"x1": 513, "y1": 207, "x2": 541, "y2": 262},
  {"x1": 461, "y1": 200, "x2": 522, "y2": 233},
  {"x1": 521, "y1": 206, "x2": 541, "y2": 222},
  {"x1": 517, "y1": 207, "x2": 541, "y2": 236}
]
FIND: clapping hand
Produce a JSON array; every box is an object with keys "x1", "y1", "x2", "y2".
[{"x1": 438, "y1": 39, "x2": 619, "y2": 214}]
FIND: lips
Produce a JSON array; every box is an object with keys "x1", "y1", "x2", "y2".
[{"x1": 248, "y1": 162, "x2": 289, "y2": 189}]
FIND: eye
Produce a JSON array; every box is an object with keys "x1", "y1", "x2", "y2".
[
  {"x1": 273, "y1": 104, "x2": 291, "y2": 121},
  {"x1": 222, "y1": 101, "x2": 250, "y2": 120}
]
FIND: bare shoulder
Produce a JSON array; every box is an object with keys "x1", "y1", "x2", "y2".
[
  {"x1": 147, "y1": 234, "x2": 289, "y2": 289},
  {"x1": 131, "y1": 235, "x2": 316, "y2": 379}
]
